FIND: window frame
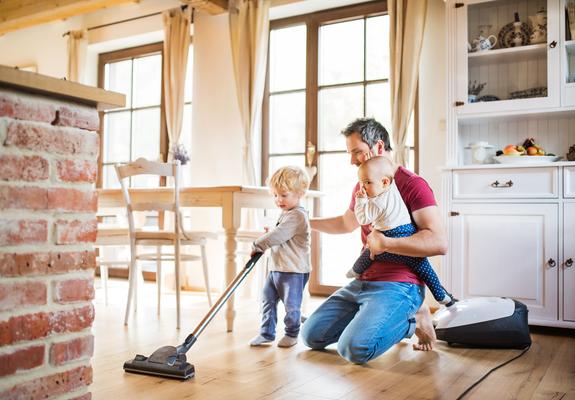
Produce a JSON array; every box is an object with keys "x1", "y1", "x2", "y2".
[
  {"x1": 263, "y1": 1, "x2": 420, "y2": 295},
  {"x1": 97, "y1": 42, "x2": 169, "y2": 189}
]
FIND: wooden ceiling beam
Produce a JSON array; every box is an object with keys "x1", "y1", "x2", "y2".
[
  {"x1": 181, "y1": 0, "x2": 228, "y2": 15},
  {"x1": 0, "y1": 0, "x2": 139, "y2": 36}
]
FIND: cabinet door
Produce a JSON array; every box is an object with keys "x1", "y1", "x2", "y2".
[
  {"x1": 454, "y1": 0, "x2": 560, "y2": 114},
  {"x1": 564, "y1": 203, "x2": 575, "y2": 321},
  {"x1": 450, "y1": 203, "x2": 558, "y2": 321}
]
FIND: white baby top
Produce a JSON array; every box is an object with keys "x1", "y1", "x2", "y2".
[{"x1": 354, "y1": 182, "x2": 412, "y2": 231}]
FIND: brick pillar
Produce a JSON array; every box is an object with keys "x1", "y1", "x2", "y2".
[{"x1": 0, "y1": 88, "x2": 99, "y2": 400}]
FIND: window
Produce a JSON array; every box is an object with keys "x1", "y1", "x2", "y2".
[
  {"x1": 98, "y1": 42, "x2": 193, "y2": 188},
  {"x1": 264, "y1": 2, "x2": 418, "y2": 295}
]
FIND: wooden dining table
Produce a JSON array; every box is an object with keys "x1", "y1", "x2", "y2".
[{"x1": 97, "y1": 185, "x2": 321, "y2": 332}]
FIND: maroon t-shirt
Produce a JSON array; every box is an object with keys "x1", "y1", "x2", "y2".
[{"x1": 348, "y1": 166, "x2": 437, "y2": 283}]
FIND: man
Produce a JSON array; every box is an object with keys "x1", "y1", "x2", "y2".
[{"x1": 300, "y1": 118, "x2": 447, "y2": 364}]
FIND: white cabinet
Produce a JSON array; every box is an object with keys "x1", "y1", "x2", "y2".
[
  {"x1": 450, "y1": 203, "x2": 558, "y2": 321},
  {"x1": 563, "y1": 202, "x2": 575, "y2": 321},
  {"x1": 453, "y1": 0, "x2": 561, "y2": 114}
]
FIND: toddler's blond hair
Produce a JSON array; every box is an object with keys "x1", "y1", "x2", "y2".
[{"x1": 267, "y1": 166, "x2": 310, "y2": 196}]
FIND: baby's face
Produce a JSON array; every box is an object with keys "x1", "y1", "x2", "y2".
[{"x1": 358, "y1": 168, "x2": 388, "y2": 197}]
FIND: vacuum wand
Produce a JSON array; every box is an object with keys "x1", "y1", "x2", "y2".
[
  {"x1": 123, "y1": 252, "x2": 264, "y2": 380},
  {"x1": 176, "y1": 252, "x2": 263, "y2": 354}
]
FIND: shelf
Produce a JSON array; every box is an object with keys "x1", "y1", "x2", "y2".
[
  {"x1": 468, "y1": 44, "x2": 547, "y2": 67},
  {"x1": 566, "y1": 40, "x2": 575, "y2": 55},
  {"x1": 457, "y1": 104, "x2": 575, "y2": 125}
]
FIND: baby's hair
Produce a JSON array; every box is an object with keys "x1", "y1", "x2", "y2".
[
  {"x1": 359, "y1": 156, "x2": 395, "y2": 182},
  {"x1": 267, "y1": 166, "x2": 310, "y2": 196}
]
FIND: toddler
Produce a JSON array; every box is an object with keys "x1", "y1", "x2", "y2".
[
  {"x1": 347, "y1": 156, "x2": 454, "y2": 306},
  {"x1": 250, "y1": 166, "x2": 311, "y2": 348}
]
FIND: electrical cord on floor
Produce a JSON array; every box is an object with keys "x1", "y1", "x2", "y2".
[{"x1": 456, "y1": 344, "x2": 531, "y2": 400}]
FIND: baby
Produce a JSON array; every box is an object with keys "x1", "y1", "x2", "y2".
[
  {"x1": 250, "y1": 166, "x2": 311, "y2": 348},
  {"x1": 347, "y1": 156, "x2": 454, "y2": 306}
]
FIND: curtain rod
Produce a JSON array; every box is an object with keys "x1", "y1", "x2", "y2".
[{"x1": 62, "y1": 4, "x2": 191, "y2": 37}]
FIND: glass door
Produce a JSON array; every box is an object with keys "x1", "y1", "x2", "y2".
[{"x1": 455, "y1": 0, "x2": 560, "y2": 114}]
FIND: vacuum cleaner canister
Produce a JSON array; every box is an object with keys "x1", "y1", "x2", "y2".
[{"x1": 433, "y1": 297, "x2": 531, "y2": 349}]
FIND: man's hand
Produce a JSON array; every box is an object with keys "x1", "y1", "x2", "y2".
[{"x1": 366, "y1": 230, "x2": 387, "y2": 260}]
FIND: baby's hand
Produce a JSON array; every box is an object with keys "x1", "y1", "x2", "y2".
[{"x1": 355, "y1": 186, "x2": 367, "y2": 198}]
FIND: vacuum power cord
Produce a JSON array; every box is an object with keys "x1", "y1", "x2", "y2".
[{"x1": 456, "y1": 344, "x2": 531, "y2": 400}]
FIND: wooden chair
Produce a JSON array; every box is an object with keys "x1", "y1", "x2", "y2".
[{"x1": 116, "y1": 158, "x2": 215, "y2": 329}]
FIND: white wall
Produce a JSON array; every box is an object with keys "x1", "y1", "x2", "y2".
[{"x1": 418, "y1": 0, "x2": 448, "y2": 287}]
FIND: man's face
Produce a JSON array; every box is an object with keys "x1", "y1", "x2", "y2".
[{"x1": 345, "y1": 132, "x2": 383, "y2": 167}]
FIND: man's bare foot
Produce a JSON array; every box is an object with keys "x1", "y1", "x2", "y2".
[{"x1": 413, "y1": 304, "x2": 436, "y2": 351}]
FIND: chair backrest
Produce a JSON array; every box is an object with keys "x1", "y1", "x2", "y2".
[{"x1": 115, "y1": 158, "x2": 182, "y2": 236}]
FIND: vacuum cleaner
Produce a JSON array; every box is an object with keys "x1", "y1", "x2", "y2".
[
  {"x1": 433, "y1": 296, "x2": 531, "y2": 349},
  {"x1": 123, "y1": 252, "x2": 264, "y2": 380}
]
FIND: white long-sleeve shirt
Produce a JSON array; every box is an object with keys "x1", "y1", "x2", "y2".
[
  {"x1": 354, "y1": 182, "x2": 411, "y2": 231},
  {"x1": 252, "y1": 206, "x2": 311, "y2": 273}
]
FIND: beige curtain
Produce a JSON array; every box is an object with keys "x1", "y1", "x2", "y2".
[
  {"x1": 229, "y1": 0, "x2": 270, "y2": 186},
  {"x1": 162, "y1": 7, "x2": 192, "y2": 153},
  {"x1": 389, "y1": 0, "x2": 427, "y2": 166},
  {"x1": 66, "y1": 30, "x2": 87, "y2": 82}
]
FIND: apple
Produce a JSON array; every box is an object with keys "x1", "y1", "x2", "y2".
[
  {"x1": 537, "y1": 148, "x2": 546, "y2": 155},
  {"x1": 527, "y1": 146, "x2": 538, "y2": 155},
  {"x1": 503, "y1": 144, "x2": 522, "y2": 156}
]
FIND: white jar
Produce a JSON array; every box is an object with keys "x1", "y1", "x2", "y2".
[{"x1": 464, "y1": 141, "x2": 495, "y2": 164}]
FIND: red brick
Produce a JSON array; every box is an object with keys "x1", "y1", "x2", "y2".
[
  {"x1": 55, "y1": 219, "x2": 97, "y2": 244},
  {"x1": 0, "y1": 219, "x2": 47, "y2": 246},
  {"x1": 0, "y1": 345, "x2": 45, "y2": 377},
  {"x1": 48, "y1": 188, "x2": 97, "y2": 212},
  {"x1": 0, "y1": 91, "x2": 56, "y2": 123},
  {"x1": 50, "y1": 334, "x2": 94, "y2": 366},
  {"x1": 0, "y1": 155, "x2": 49, "y2": 181},
  {"x1": 0, "y1": 365, "x2": 92, "y2": 400},
  {"x1": 56, "y1": 159, "x2": 97, "y2": 183},
  {"x1": 50, "y1": 305, "x2": 95, "y2": 335},
  {"x1": 0, "y1": 186, "x2": 48, "y2": 210},
  {"x1": 53, "y1": 278, "x2": 94, "y2": 304},
  {"x1": 0, "y1": 251, "x2": 96, "y2": 277},
  {"x1": 0, "y1": 281, "x2": 47, "y2": 312},
  {"x1": 5, "y1": 120, "x2": 99, "y2": 156},
  {"x1": 55, "y1": 105, "x2": 100, "y2": 131},
  {"x1": 0, "y1": 312, "x2": 51, "y2": 345},
  {"x1": 70, "y1": 392, "x2": 92, "y2": 400}
]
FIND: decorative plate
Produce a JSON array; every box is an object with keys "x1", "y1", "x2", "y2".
[
  {"x1": 498, "y1": 22, "x2": 532, "y2": 48},
  {"x1": 494, "y1": 155, "x2": 561, "y2": 164},
  {"x1": 477, "y1": 95, "x2": 500, "y2": 102}
]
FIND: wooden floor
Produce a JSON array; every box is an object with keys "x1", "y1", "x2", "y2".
[{"x1": 91, "y1": 279, "x2": 575, "y2": 400}]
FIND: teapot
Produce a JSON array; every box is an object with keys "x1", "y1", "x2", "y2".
[{"x1": 468, "y1": 35, "x2": 497, "y2": 52}]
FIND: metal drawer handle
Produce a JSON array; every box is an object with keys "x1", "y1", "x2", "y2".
[
  {"x1": 566, "y1": 258, "x2": 573, "y2": 268},
  {"x1": 491, "y1": 180, "x2": 514, "y2": 188},
  {"x1": 548, "y1": 258, "x2": 556, "y2": 268}
]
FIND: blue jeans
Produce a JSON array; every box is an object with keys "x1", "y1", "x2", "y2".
[
  {"x1": 260, "y1": 271, "x2": 310, "y2": 340},
  {"x1": 301, "y1": 280, "x2": 424, "y2": 364}
]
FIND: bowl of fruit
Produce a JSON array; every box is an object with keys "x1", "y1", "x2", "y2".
[{"x1": 494, "y1": 138, "x2": 561, "y2": 164}]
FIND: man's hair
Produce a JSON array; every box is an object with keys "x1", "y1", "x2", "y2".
[
  {"x1": 267, "y1": 166, "x2": 310, "y2": 196},
  {"x1": 341, "y1": 118, "x2": 392, "y2": 151}
]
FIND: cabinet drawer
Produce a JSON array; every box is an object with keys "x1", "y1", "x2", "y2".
[
  {"x1": 565, "y1": 167, "x2": 575, "y2": 198},
  {"x1": 453, "y1": 168, "x2": 558, "y2": 199}
]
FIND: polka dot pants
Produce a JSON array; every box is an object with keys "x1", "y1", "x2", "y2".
[{"x1": 352, "y1": 223, "x2": 452, "y2": 305}]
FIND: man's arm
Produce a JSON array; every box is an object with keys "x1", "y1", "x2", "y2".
[
  {"x1": 365, "y1": 205, "x2": 447, "y2": 258},
  {"x1": 310, "y1": 208, "x2": 359, "y2": 234}
]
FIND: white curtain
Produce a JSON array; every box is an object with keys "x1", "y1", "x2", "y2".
[
  {"x1": 66, "y1": 30, "x2": 87, "y2": 83},
  {"x1": 229, "y1": 0, "x2": 270, "y2": 186},
  {"x1": 389, "y1": 0, "x2": 427, "y2": 166},
  {"x1": 162, "y1": 7, "x2": 192, "y2": 153}
]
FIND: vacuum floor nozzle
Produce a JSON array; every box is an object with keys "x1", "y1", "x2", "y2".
[{"x1": 123, "y1": 354, "x2": 195, "y2": 380}]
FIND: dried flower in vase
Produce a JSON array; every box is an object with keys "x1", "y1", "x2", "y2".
[
  {"x1": 468, "y1": 80, "x2": 487, "y2": 96},
  {"x1": 171, "y1": 143, "x2": 190, "y2": 165}
]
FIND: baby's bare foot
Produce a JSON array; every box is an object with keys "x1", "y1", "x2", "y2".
[{"x1": 413, "y1": 304, "x2": 436, "y2": 351}]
